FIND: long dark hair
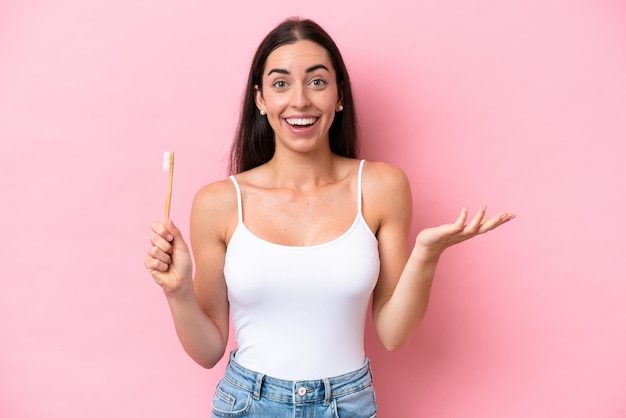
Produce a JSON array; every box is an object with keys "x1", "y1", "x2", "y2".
[{"x1": 228, "y1": 18, "x2": 358, "y2": 174}]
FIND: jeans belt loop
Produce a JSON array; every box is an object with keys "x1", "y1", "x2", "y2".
[
  {"x1": 253, "y1": 373, "x2": 264, "y2": 400},
  {"x1": 323, "y1": 377, "x2": 332, "y2": 406}
]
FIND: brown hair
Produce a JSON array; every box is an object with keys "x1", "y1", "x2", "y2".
[{"x1": 229, "y1": 18, "x2": 358, "y2": 174}]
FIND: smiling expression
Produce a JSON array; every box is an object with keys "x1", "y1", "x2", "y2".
[{"x1": 255, "y1": 40, "x2": 343, "y2": 156}]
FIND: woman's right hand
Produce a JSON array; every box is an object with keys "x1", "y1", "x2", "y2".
[{"x1": 144, "y1": 219, "x2": 193, "y2": 294}]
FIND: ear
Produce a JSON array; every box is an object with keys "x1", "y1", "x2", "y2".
[{"x1": 254, "y1": 84, "x2": 265, "y2": 112}]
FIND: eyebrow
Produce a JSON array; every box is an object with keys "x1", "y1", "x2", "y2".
[{"x1": 267, "y1": 64, "x2": 330, "y2": 76}]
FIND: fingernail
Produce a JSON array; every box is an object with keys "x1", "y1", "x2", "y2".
[{"x1": 166, "y1": 234, "x2": 174, "y2": 241}]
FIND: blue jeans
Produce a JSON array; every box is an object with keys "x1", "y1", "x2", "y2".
[{"x1": 210, "y1": 351, "x2": 377, "y2": 417}]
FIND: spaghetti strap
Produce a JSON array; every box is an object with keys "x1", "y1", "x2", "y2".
[
  {"x1": 357, "y1": 159, "x2": 365, "y2": 214},
  {"x1": 229, "y1": 175, "x2": 243, "y2": 222}
]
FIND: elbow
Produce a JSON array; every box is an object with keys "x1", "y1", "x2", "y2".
[
  {"x1": 379, "y1": 327, "x2": 415, "y2": 351},
  {"x1": 189, "y1": 347, "x2": 226, "y2": 370},
  {"x1": 374, "y1": 309, "x2": 424, "y2": 352},
  {"x1": 375, "y1": 328, "x2": 410, "y2": 352},
  {"x1": 197, "y1": 355, "x2": 223, "y2": 369},
  {"x1": 199, "y1": 361, "x2": 218, "y2": 369},
  {"x1": 378, "y1": 313, "x2": 427, "y2": 352},
  {"x1": 379, "y1": 331, "x2": 409, "y2": 351},
  {"x1": 382, "y1": 339, "x2": 405, "y2": 352}
]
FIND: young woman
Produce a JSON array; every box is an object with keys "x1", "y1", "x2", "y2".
[{"x1": 144, "y1": 18, "x2": 514, "y2": 418}]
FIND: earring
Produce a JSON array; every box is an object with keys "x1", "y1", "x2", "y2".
[
  {"x1": 337, "y1": 105, "x2": 344, "y2": 112},
  {"x1": 259, "y1": 109, "x2": 266, "y2": 116}
]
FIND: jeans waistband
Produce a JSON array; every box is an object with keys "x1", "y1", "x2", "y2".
[{"x1": 222, "y1": 350, "x2": 373, "y2": 405}]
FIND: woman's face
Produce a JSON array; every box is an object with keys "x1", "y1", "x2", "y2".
[{"x1": 255, "y1": 40, "x2": 342, "y2": 156}]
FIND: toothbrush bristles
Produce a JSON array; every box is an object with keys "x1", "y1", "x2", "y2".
[{"x1": 163, "y1": 151, "x2": 173, "y2": 172}]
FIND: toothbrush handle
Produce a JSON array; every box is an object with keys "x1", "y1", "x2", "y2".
[{"x1": 164, "y1": 154, "x2": 174, "y2": 219}]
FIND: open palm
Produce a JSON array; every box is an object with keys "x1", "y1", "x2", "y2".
[{"x1": 416, "y1": 205, "x2": 515, "y2": 254}]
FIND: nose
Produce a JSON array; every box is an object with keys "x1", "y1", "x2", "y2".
[{"x1": 291, "y1": 83, "x2": 311, "y2": 108}]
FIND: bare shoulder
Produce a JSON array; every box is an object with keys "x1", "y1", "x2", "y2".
[
  {"x1": 361, "y1": 161, "x2": 412, "y2": 231},
  {"x1": 191, "y1": 178, "x2": 238, "y2": 243},
  {"x1": 193, "y1": 178, "x2": 237, "y2": 211},
  {"x1": 362, "y1": 161, "x2": 411, "y2": 199}
]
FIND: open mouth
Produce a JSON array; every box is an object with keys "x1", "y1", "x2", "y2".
[{"x1": 285, "y1": 117, "x2": 319, "y2": 128}]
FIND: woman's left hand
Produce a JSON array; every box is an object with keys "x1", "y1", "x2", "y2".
[{"x1": 415, "y1": 205, "x2": 515, "y2": 256}]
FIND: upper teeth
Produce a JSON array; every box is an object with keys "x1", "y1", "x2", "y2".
[{"x1": 287, "y1": 118, "x2": 317, "y2": 126}]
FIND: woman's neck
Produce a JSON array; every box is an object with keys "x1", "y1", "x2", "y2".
[{"x1": 263, "y1": 151, "x2": 347, "y2": 190}]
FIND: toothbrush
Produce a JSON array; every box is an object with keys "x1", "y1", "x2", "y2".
[{"x1": 163, "y1": 151, "x2": 174, "y2": 220}]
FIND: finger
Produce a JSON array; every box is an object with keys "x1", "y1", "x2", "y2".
[
  {"x1": 150, "y1": 232, "x2": 173, "y2": 254},
  {"x1": 466, "y1": 204, "x2": 487, "y2": 233},
  {"x1": 478, "y1": 212, "x2": 515, "y2": 233},
  {"x1": 165, "y1": 218, "x2": 190, "y2": 252},
  {"x1": 165, "y1": 218, "x2": 180, "y2": 238},
  {"x1": 148, "y1": 245, "x2": 172, "y2": 264},
  {"x1": 151, "y1": 221, "x2": 174, "y2": 242},
  {"x1": 454, "y1": 207, "x2": 469, "y2": 230},
  {"x1": 144, "y1": 255, "x2": 169, "y2": 273}
]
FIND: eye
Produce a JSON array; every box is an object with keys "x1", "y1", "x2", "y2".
[
  {"x1": 310, "y1": 78, "x2": 326, "y2": 88},
  {"x1": 273, "y1": 80, "x2": 288, "y2": 89}
]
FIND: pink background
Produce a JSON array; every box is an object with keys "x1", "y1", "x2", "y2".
[{"x1": 2, "y1": 1, "x2": 625, "y2": 417}]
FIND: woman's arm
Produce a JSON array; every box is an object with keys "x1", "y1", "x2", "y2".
[
  {"x1": 144, "y1": 180, "x2": 235, "y2": 368},
  {"x1": 366, "y1": 163, "x2": 514, "y2": 351}
]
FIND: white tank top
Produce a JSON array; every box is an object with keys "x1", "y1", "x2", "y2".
[{"x1": 224, "y1": 160, "x2": 380, "y2": 380}]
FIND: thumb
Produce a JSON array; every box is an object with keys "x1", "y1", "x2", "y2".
[
  {"x1": 165, "y1": 218, "x2": 189, "y2": 252},
  {"x1": 164, "y1": 218, "x2": 193, "y2": 280}
]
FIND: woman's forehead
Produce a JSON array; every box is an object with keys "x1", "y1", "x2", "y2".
[{"x1": 264, "y1": 40, "x2": 333, "y2": 74}]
